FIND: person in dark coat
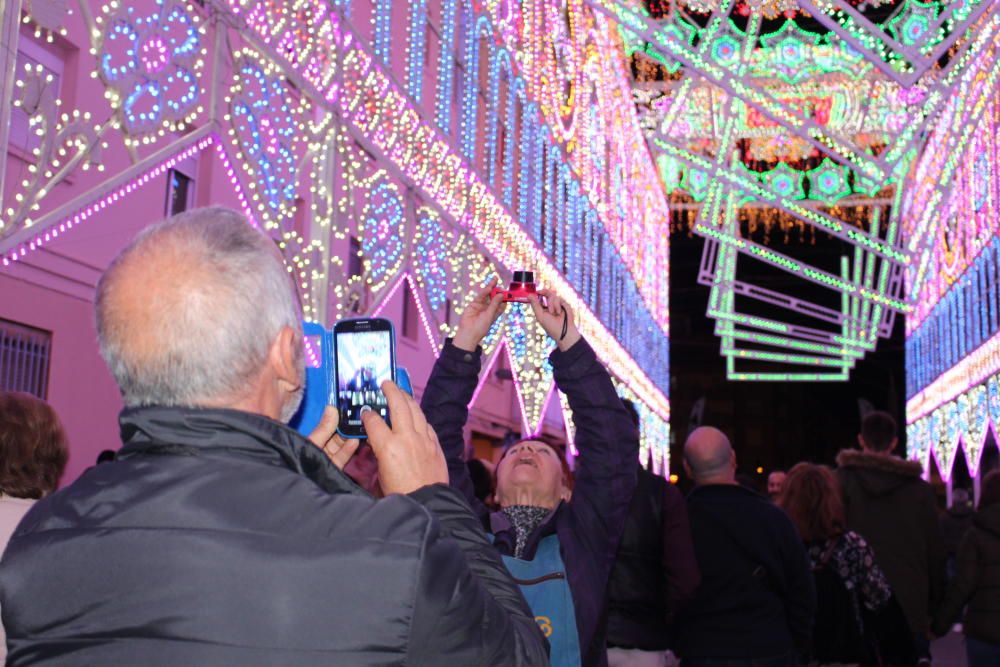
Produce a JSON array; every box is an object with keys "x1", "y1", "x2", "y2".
[
  {"x1": 675, "y1": 427, "x2": 816, "y2": 667},
  {"x1": 940, "y1": 487, "x2": 975, "y2": 579},
  {"x1": 837, "y1": 411, "x2": 945, "y2": 663},
  {"x1": 778, "y1": 463, "x2": 915, "y2": 666},
  {"x1": 932, "y1": 470, "x2": 1000, "y2": 667},
  {"x1": 0, "y1": 208, "x2": 548, "y2": 666},
  {"x1": 606, "y1": 400, "x2": 700, "y2": 667},
  {"x1": 420, "y1": 283, "x2": 639, "y2": 667}
]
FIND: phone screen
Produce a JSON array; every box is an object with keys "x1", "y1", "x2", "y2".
[{"x1": 334, "y1": 325, "x2": 394, "y2": 436}]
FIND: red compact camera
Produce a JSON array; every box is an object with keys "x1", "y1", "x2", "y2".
[{"x1": 491, "y1": 271, "x2": 537, "y2": 303}]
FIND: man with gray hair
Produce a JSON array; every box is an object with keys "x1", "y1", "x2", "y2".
[
  {"x1": 674, "y1": 427, "x2": 815, "y2": 667},
  {"x1": 0, "y1": 208, "x2": 547, "y2": 666}
]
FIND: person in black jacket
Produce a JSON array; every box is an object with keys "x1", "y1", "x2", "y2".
[
  {"x1": 420, "y1": 283, "x2": 639, "y2": 667},
  {"x1": 676, "y1": 427, "x2": 816, "y2": 667},
  {"x1": 940, "y1": 487, "x2": 975, "y2": 579},
  {"x1": 932, "y1": 470, "x2": 1000, "y2": 667},
  {"x1": 837, "y1": 411, "x2": 945, "y2": 664},
  {"x1": 0, "y1": 208, "x2": 548, "y2": 666},
  {"x1": 606, "y1": 400, "x2": 700, "y2": 667}
]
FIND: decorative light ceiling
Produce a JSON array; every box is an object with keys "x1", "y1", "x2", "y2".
[{"x1": 590, "y1": 0, "x2": 998, "y2": 380}]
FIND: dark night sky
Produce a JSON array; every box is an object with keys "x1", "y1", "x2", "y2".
[{"x1": 668, "y1": 229, "x2": 907, "y2": 489}]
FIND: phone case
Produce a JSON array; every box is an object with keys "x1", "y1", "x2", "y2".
[{"x1": 289, "y1": 321, "x2": 411, "y2": 438}]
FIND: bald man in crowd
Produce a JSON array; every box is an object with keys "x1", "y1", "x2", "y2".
[{"x1": 673, "y1": 428, "x2": 815, "y2": 667}]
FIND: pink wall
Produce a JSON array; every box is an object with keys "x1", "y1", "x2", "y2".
[{"x1": 0, "y1": 272, "x2": 122, "y2": 485}]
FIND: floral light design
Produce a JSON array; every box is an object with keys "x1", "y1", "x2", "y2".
[{"x1": 94, "y1": 0, "x2": 204, "y2": 145}]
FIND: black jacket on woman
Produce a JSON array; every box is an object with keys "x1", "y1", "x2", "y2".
[
  {"x1": 420, "y1": 337, "x2": 639, "y2": 667},
  {"x1": 932, "y1": 503, "x2": 1000, "y2": 644},
  {"x1": 0, "y1": 407, "x2": 548, "y2": 666},
  {"x1": 807, "y1": 532, "x2": 916, "y2": 666}
]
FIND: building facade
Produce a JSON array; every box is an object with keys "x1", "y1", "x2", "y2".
[
  {"x1": 0, "y1": 0, "x2": 672, "y2": 483},
  {"x1": 904, "y1": 36, "x2": 1000, "y2": 498}
]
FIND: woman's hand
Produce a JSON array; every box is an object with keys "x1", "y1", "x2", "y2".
[
  {"x1": 453, "y1": 279, "x2": 507, "y2": 352},
  {"x1": 529, "y1": 289, "x2": 581, "y2": 352}
]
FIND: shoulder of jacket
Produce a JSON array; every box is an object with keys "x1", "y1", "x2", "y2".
[
  {"x1": 835, "y1": 449, "x2": 924, "y2": 478},
  {"x1": 290, "y1": 486, "x2": 438, "y2": 549}
]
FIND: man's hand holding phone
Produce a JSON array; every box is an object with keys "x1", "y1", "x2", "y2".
[
  {"x1": 453, "y1": 279, "x2": 507, "y2": 353},
  {"x1": 309, "y1": 406, "x2": 361, "y2": 470},
  {"x1": 361, "y1": 380, "x2": 448, "y2": 495}
]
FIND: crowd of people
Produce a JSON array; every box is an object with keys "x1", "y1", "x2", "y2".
[{"x1": 1, "y1": 206, "x2": 1000, "y2": 667}]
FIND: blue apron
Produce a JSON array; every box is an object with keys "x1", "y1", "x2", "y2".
[{"x1": 500, "y1": 534, "x2": 582, "y2": 667}]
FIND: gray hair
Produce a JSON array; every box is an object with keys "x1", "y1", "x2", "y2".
[{"x1": 95, "y1": 207, "x2": 301, "y2": 407}]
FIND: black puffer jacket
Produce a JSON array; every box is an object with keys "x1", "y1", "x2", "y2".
[
  {"x1": 837, "y1": 449, "x2": 946, "y2": 635},
  {"x1": 0, "y1": 407, "x2": 548, "y2": 666},
  {"x1": 932, "y1": 503, "x2": 1000, "y2": 644}
]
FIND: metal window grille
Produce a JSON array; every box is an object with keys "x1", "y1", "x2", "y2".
[{"x1": 0, "y1": 320, "x2": 52, "y2": 399}]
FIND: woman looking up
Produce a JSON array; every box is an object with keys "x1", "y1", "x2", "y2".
[{"x1": 420, "y1": 282, "x2": 639, "y2": 667}]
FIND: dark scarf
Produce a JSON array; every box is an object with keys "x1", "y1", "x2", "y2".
[{"x1": 502, "y1": 505, "x2": 550, "y2": 558}]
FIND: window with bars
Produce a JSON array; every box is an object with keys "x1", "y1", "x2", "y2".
[{"x1": 0, "y1": 319, "x2": 52, "y2": 399}]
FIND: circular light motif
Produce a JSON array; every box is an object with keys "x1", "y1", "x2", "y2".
[
  {"x1": 96, "y1": 0, "x2": 203, "y2": 142},
  {"x1": 140, "y1": 36, "x2": 170, "y2": 74},
  {"x1": 902, "y1": 16, "x2": 928, "y2": 45},
  {"x1": 772, "y1": 173, "x2": 794, "y2": 196},
  {"x1": 777, "y1": 38, "x2": 804, "y2": 66},
  {"x1": 712, "y1": 35, "x2": 739, "y2": 66}
]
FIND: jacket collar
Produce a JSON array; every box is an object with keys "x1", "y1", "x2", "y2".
[
  {"x1": 835, "y1": 448, "x2": 924, "y2": 478},
  {"x1": 118, "y1": 406, "x2": 367, "y2": 497}
]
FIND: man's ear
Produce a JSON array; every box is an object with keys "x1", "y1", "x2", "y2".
[
  {"x1": 890, "y1": 436, "x2": 898, "y2": 453},
  {"x1": 269, "y1": 325, "x2": 301, "y2": 390},
  {"x1": 730, "y1": 450, "x2": 737, "y2": 469},
  {"x1": 682, "y1": 460, "x2": 693, "y2": 479},
  {"x1": 857, "y1": 434, "x2": 866, "y2": 450},
  {"x1": 559, "y1": 485, "x2": 572, "y2": 502}
]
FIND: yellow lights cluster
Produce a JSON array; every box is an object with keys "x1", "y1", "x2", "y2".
[{"x1": 5, "y1": 60, "x2": 108, "y2": 232}]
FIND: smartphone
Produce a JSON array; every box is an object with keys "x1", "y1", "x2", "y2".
[{"x1": 332, "y1": 318, "x2": 396, "y2": 439}]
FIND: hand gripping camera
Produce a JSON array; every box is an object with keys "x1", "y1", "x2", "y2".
[{"x1": 491, "y1": 271, "x2": 537, "y2": 303}]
